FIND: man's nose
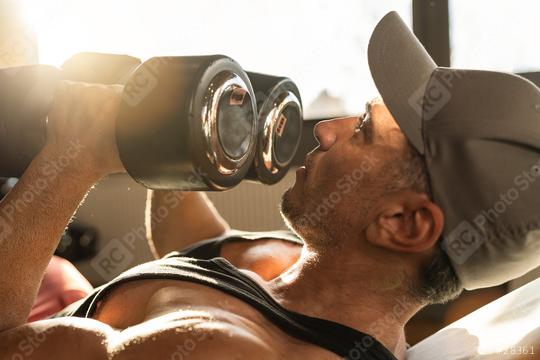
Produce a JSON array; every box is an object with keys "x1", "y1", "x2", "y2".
[{"x1": 313, "y1": 117, "x2": 355, "y2": 151}]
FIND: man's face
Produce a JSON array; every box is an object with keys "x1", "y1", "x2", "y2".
[{"x1": 281, "y1": 98, "x2": 414, "y2": 246}]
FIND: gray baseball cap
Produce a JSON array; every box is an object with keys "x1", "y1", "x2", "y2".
[{"x1": 368, "y1": 11, "x2": 540, "y2": 290}]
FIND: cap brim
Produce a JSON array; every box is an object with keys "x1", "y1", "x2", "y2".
[{"x1": 368, "y1": 11, "x2": 437, "y2": 154}]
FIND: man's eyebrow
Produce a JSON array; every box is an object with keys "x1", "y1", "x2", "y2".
[{"x1": 364, "y1": 101, "x2": 372, "y2": 120}]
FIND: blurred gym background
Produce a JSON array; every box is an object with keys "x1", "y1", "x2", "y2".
[{"x1": 1, "y1": 0, "x2": 539, "y2": 344}]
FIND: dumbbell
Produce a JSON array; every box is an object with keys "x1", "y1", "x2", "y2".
[
  {"x1": 68, "y1": 55, "x2": 302, "y2": 187},
  {"x1": 115, "y1": 56, "x2": 257, "y2": 190},
  {"x1": 63, "y1": 53, "x2": 259, "y2": 190},
  {"x1": 0, "y1": 54, "x2": 259, "y2": 191},
  {"x1": 245, "y1": 72, "x2": 302, "y2": 185}
]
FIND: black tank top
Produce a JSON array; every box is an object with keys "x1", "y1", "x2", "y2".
[
  {"x1": 58, "y1": 231, "x2": 396, "y2": 360},
  {"x1": 177, "y1": 229, "x2": 304, "y2": 259}
]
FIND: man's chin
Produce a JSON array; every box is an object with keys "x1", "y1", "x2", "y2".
[
  {"x1": 280, "y1": 188, "x2": 336, "y2": 248},
  {"x1": 280, "y1": 190, "x2": 301, "y2": 225},
  {"x1": 280, "y1": 189, "x2": 311, "y2": 237},
  {"x1": 279, "y1": 189, "x2": 294, "y2": 219}
]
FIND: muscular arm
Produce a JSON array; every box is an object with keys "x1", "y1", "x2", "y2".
[
  {"x1": 0, "y1": 82, "x2": 122, "y2": 332},
  {"x1": 146, "y1": 190, "x2": 302, "y2": 279},
  {"x1": 0, "y1": 146, "x2": 99, "y2": 331},
  {"x1": 146, "y1": 190, "x2": 229, "y2": 258}
]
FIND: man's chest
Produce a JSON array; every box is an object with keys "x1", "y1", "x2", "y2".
[
  {"x1": 106, "y1": 311, "x2": 339, "y2": 360},
  {"x1": 91, "y1": 279, "x2": 340, "y2": 359}
]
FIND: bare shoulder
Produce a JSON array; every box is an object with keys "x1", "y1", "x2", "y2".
[
  {"x1": 221, "y1": 237, "x2": 302, "y2": 280},
  {"x1": 0, "y1": 317, "x2": 115, "y2": 360}
]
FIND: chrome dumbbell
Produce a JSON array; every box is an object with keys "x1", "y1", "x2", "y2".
[
  {"x1": 115, "y1": 55, "x2": 258, "y2": 190},
  {"x1": 245, "y1": 72, "x2": 302, "y2": 185},
  {"x1": 0, "y1": 55, "x2": 258, "y2": 193}
]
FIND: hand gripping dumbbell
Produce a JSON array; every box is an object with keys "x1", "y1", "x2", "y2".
[
  {"x1": 0, "y1": 54, "x2": 259, "y2": 191},
  {"x1": 0, "y1": 52, "x2": 141, "y2": 177},
  {"x1": 244, "y1": 72, "x2": 302, "y2": 185}
]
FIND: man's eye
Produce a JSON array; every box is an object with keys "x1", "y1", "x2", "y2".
[
  {"x1": 354, "y1": 117, "x2": 363, "y2": 133},
  {"x1": 354, "y1": 115, "x2": 369, "y2": 134}
]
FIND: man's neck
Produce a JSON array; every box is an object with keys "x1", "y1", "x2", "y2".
[{"x1": 269, "y1": 245, "x2": 421, "y2": 359}]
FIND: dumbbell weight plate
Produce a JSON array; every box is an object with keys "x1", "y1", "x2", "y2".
[
  {"x1": 245, "y1": 72, "x2": 303, "y2": 185},
  {"x1": 115, "y1": 55, "x2": 258, "y2": 191}
]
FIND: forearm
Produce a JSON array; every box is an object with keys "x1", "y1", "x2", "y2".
[
  {"x1": 146, "y1": 190, "x2": 229, "y2": 258},
  {"x1": 0, "y1": 144, "x2": 99, "y2": 331}
]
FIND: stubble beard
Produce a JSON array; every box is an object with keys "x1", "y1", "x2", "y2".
[{"x1": 280, "y1": 188, "x2": 336, "y2": 249}]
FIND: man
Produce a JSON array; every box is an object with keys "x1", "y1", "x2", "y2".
[{"x1": 1, "y1": 12, "x2": 539, "y2": 360}]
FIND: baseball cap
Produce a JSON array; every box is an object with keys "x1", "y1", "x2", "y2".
[{"x1": 368, "y1": 11, "x2": 540, "y2": 290}]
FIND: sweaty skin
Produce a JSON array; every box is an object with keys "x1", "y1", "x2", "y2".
[
  {"x1": 1, "y1": 243, "x2": 331, "y2": 360},
  {"x1": 0, "y1": 92, "x2": 442, "y2": 359}
]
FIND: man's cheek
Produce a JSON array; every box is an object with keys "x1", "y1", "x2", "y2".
[{"x1": 307, "y1": 173, "x2": 341, "y2": 202}]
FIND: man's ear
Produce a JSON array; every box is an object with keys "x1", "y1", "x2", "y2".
[{"x1": 365, "y1": 191, "x2": 444, "y2": 253}]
